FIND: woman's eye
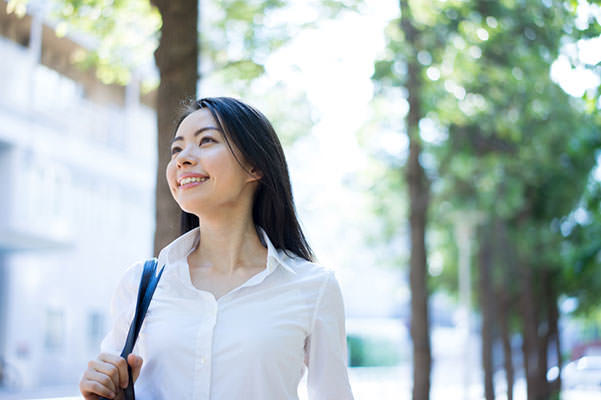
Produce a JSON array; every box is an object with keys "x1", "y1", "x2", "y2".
[
  {"x1": 200, "y1": 137, "x2": 214, "y2": 145},
  {"x1": 171, "y1": 147, "x2": 181, "y2": 155}
]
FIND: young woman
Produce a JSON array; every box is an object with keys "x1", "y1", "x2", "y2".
[{"x1": 79, "y1": 97, "x2": 354, "y2": 399}]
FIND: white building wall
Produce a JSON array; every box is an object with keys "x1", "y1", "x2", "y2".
[{"x1": 0, "y1": 35, "x2": 157, "y2": 389}]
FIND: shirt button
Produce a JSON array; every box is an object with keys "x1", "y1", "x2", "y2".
[{"x1": 200, "y1": 356, "x2": 206, "y2": 365}]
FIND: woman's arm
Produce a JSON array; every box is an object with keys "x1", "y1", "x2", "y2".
[
  {"x1": 304, "y1": 270, "x2": 355, "y2": 400},
  {"x1": 79, "y1": 261, "x2": 144, "y2": 399},
  {"x1": 99, "y1": 261, "x2": 143, "y2": 354}
]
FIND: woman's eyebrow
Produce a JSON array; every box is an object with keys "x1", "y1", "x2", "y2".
[{"x1": 170, "y1": 126, "x2": 222, "y2": 146}]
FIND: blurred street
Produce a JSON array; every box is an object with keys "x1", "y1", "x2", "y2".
[
  {"x1": 2, "y1": 325, "x2": 601, "y2": 400},
  {"x1": 2, "y1": 373, "x2": 601, "y2": 400},
  {"x1": 2, "y1": 0, "x2": 601, "y2": 399}
]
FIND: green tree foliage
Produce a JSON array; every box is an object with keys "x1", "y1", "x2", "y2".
[
  {"x1": 14, "y1": 0, "x2": 161, "y2": 86},
  {"x1": 560, "y1": 0, "x2": 601, "y2": 327},
  {"x1": 563, "y1": 173, "x2": 601, "y2": 315},
  {"x1": 561, "y1": 0, "x2": 601, "y2": 109},
  {"x1": 371, "y1": 0, "x2": 601, "y2": 398},
  {"x1": 10, "y1": 0, "x2": 358, "y2": 88}
]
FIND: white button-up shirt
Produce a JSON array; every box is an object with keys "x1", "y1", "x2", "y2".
[{"x1": 100, "y1": 226, "x2": 355, "y2": 400}]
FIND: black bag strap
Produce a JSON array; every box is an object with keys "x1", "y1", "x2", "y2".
[{"x1": 100, "y1": 258, "x2": 165, "y2": 400}]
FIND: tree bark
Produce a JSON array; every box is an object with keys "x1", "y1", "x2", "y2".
[
  {"x1": 150, "y1": 0, "x2": 199, "y2": 255},
  {"x1": 497, "y1": 220, "x2": 514, "y2": 400},
  {"x1": 543, "y1": 269, "x2": 562, "y2": 397},
  {"x1": 550, "y1": 296, "x2": 562, "y2": 395},
  {"x1": 498, "y1": 289, "x2": 514, "y2": 400},
  {"x1": 478, "y1": 224, "x2": 495, "y2": 400},
  {"x1": 537, "y1": 270, "x2": 551, "y2": 399},
  {"x1": 520, "y1": 262, "x2": 547, "y2": 400},
  {"x1": 399, "y1": 1, "x2": 432, "y2": 399}
]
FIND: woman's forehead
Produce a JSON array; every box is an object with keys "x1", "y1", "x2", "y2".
[{"x1": 178, "y1": 109, "x2": 219, "y2": 134}]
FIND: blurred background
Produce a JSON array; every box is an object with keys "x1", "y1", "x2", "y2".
[{"x1": 0, "y1": 0, "x2": 600, "y2": 399}]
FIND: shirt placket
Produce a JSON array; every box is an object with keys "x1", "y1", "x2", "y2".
[
  {"x1": 193, "y1": 294, "x2": 218, "y2": 400},
  {"x1": 188, "y1": 257, "x2": 278, "y2": 399}
]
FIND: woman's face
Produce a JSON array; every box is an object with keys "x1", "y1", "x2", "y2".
[{"x1": 166, "y1": 109, "x2": 260, "y2": 215}]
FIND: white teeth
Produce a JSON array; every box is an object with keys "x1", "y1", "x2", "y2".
[{"x1": 179, "y1": 176, "x2": 208, "y2": 186}]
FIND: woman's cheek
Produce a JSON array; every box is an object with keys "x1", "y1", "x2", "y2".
[{"x1": 166, "y1": 165, "x2": 177, "y2": 193}]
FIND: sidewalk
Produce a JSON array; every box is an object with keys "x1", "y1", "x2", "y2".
[
  {"x1": 2, "y1": 381, "x2": 601, "y2": 400},
  {"x1": 0, "y1": 385, "x2": 79, "y2": 400}
]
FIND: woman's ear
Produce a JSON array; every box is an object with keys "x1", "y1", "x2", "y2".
[{"x1": 248, "y1": 167, "x2": 263, "y2": 182}]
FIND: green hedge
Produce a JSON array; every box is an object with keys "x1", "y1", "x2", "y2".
[{"x1": 346, "y1": 334, "x2": 404, "y2": 367}]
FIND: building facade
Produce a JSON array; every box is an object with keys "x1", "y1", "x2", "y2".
[{"x1": 0, "y1": 3, "x2": 157, "y2": 391}]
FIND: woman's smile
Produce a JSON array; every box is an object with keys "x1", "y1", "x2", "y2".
[{"x1": 177, "y1": 174, "x2": 209, "y2": 189}]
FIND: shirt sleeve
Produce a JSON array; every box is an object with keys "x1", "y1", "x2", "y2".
[
  {"x1": 304, "y1": 270, "x2": 355, "y2": 400},
  {"x1": 99, "y1": 260, "x2": 144, "y2": 355}
]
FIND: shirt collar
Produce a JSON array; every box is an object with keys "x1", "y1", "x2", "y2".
[
  {"x1": 257, "y1": 226, "x2": 297, "y2": 275},
  {"x1": 157, "y1": 225, "x2": 297, "y2": 275}
]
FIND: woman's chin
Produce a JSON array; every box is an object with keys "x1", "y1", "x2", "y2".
[
  {"x1": 177, "y1": 198, "x2": 206, "y2": 215},
  {"x1": 179, "y1": 201, "x2": 210, "y2": 216}
]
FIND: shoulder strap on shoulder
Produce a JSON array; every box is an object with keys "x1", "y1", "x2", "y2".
[
  {"x1": 119, "y1": 259, "x2": 165, "y2": 400},
  {"x1": 100, "y1": 259, "x2": 165, "y2": 400},
  {"x1": 121, "y1": 258, "x2": 165, "y2": 358}
]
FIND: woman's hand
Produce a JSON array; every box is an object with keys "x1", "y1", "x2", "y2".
[{"x1": 79, "y1": 353, "x2": 143, "y2": 399}]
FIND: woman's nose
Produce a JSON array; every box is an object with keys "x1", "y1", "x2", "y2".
[{"x1": 175, "y1": 145, "x2": 197, "y2": 167}]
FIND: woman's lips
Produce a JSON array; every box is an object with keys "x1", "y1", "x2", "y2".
[
  {"x1": 179, "y1": 180, "x2": 206, "y2": 190},
  {"x1": 178, "y1": 177, "x2": 209, "y2": 189},
  {"x1": 177, "y1": 174, "x2": 210, "y2": 189}
]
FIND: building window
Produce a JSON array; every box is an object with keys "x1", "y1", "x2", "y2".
[
  {"x1": 44, "y1": 308, "x2": 64, "y2": 352},
  {"x1": 87, "y1": 311, "x2": 105, "y2": 349}
]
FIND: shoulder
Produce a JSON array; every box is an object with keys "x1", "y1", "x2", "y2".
[
  {"x1": 110, "y1": 259, "x2": 148, "y2": 305},
  {"x1": 284, "y1": 254, "x2": 335, "y2": 280},
  {"x1": 120, "y1": 259, "x2": 146, "y2": 287},
  {"x1": 298, "y1": 263, "x2": 347, "y2": 330},
  {"x1": 283, "y1": 256, "x2": 341, "y2": 297}
]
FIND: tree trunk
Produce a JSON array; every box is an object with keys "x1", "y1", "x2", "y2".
[
  {"x1": 478, "y1": 224, "x2": 495, "y2": 400},
  {"x1": 537, "y1": 311, "x2": 550, "y2": 399},
  {"x1": 399, "y1": 1, "x2": 431, "y2": 399},
  {"x1": 520, "y1": 264, "x2": 546, "y2": 400},
  {"x1": 496, "y1": 220, "x2": 514, "y2": 400},
  {"x1": 543, "y1": 269, "x2": 562, "y2": 397},
  {"x1": 150, "y1": 0, "x2": 199, "y2": 255},
  {"x1": 549, "y1": 295, "x2": 562, "y2": 395},
  {"x1": 498, "y1": 289, "x2": 514, "y2": 400},
  {"x1": 524, "y1": 267, "x2": 560, "y2": 400},
  {"x1": 537, "y1": 270, "x2": 551, "y2": 399}
]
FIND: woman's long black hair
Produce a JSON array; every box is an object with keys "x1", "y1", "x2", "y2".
[{"x1": 173, "y1": 96, "x2": 314, "y2": 262}]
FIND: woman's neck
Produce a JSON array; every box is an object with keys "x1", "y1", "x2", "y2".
[{"x1": 189, "y1": 213, "x2": 267, "y2": 276}]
